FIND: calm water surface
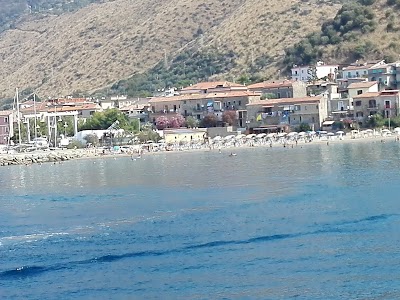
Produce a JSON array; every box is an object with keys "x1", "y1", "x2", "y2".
[{"x1": 1, "y1": 141, "x2": 400, "y2": 299}]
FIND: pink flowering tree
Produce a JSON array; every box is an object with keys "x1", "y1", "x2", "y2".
[
  {"x1": 155, "y1": 116, "x2": 169, "y2": 130},
  {"x1": 169, "y1": 114, "x2": 186, "y2": 128}
]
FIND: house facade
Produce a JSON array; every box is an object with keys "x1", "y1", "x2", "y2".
[
  {"x1": 340, "y1": 61, "x2": 385, "y2": 80},
  {"x1": 0, "y1": 111, "x2": 14, "y2": 145},
  {"x1": 246, "y1": 96, "x2": 328, "y2": 131},
  {"x1": 347, "y1": 81, "x2": 379, "y2": 99},
  {"x1": 291, "y1": 61, "x2": 338, "y2": 82},
  {"x1": 149, "y1": 91, "x2": 261, "y2": 127},
  {"x1": 352, "y1": 90, "x2": 400, "y2": 124},
  {"x1": 247, "y1": 80, "x2": 307, "y2": 98},
  {"x1": 368, "y1": 63, "x2": 398, "y2": 90}
]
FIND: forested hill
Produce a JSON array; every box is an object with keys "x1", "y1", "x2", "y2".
[{"x1": 0, "y1": 0, "x2": 399, "y2": 102}]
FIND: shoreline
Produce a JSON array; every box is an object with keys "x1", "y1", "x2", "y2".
[{"x1": 0, "y1": 134, "x2": 397, "y2": 167}]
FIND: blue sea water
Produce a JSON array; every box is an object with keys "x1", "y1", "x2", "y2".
[{"x1": 1, "y1": 140, "x2": 400, "y2": 299}]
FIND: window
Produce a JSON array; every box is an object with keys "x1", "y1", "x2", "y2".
[
  {"x1": 348, "y1": 72, "x2": 351, "y2": 77},
  {"x1": 368, "y1": 100, "x2": 376, "y2": 108},
  {"x1": 302, "y1": 70, "x2": 304, "y2": 73},
  {"x1": 263, "y1": 107, "x2": 272, "y2": 113},
  {"x1": 304, "y1": 106, "x2": 307, "y2": 111},
  {"x1": 356, "y1": 112, "x2": 364, "y2": 117},
  {"x1": 294, "y1": 105, "x2": 301, "y2": 111},
  {"x1": 316, "y1": 105, "x2": 318, "y2": 109},
  {"x1": 277, "y1": 92, "x2": 281, "y2": 98},
  {"x1": 152, "y1": 106, "x2": 155, "y2": 112},
  {"x1": 238, "y1": 101, "x2": 241, "y2": 106},
  {"x1": 295, "y1": 71, "x2": 298, "y2": 75},
  {"x1": 357, "y1": 90, "x2": 363, "y2": 95},
  {"x1": 164, "y1": 105, "x2": 168, "y2": 112},
  {"x1": 4, "y1": 117, "x2": 8, "y2": 123},
  {"x1": 183, "y1": 100, "x2": 187, "y2": 104},
  {"x1": 355, "y1": 101, "x2": 362, "y2": 106},
  {"x1": 338, "y1": 101, "x2": 344, "y2": 111},
  {"x1": 385, "y1": 100, "x2": 391, "y2": 109},
  {"x1": 173, "y1": 105, "x2": 177, "y2": 111},
  {"x1": 300, "y1": 116, "x2": 302, "y2": 122}
]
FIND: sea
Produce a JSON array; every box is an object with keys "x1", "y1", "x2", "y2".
[{"x1": 1, "y1": 140, "x2": 400, "y2": 299}]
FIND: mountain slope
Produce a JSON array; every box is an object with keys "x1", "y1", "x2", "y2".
[{"x1": 0, "y1": 0, "x2": 399, "y2": 100}]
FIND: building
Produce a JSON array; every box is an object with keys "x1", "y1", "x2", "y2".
[
  {"x1": 352, "y1": 90, "x2": 400, "y2": 124},
  {"x1": 119, "y1": 98, "x2": 151, "y2": 123},
  {"x1": 326, "y1": 83, "x2": 354, "y2": 121},
  {"x1": 149, "y1": 91, "x2": 261, "y2": 128},
  {"x1": 163, "y1": 128, "x2": 207, "y2": 144},
  {"x1": 0, "y1": 110, "x2": 14, "y2": 145},
  {"x1": 247, "y1": 80, "x2": 307, "y2": 98},
  {"x1": 179, "y1": 81, "x2": 247, "y2": 95},
  {"x1": 368, "y1": 63, "x2": 399, "y2": 90},
  {"x1": 340, "y1": 61, "x2": 385, "y2": 80},
  {"x1": 291, "y1": 61, "x2": 339, "y2": 82},
  {"x1": 100, "y1": 95, "x2": 147, "y2": 110},
  {"x1": 246, "y1": 95, "x2": 328, "y2": 131},
  {"x1": 347, "y1": 81, "x2": 379, "y2": 99}
]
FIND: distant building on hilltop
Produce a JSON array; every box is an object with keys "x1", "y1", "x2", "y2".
[{"x1": 291, "y1": 61, "x2": 338, "y2": 82}]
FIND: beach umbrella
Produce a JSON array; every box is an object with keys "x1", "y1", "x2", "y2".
[
  {"x1": 365, "y1": 129, "x2": 373, "y2": 132},
  {"x1": 224, "y1": 135, "x2": 235, "y2": 140},
  {"x1": 298, "y1": 132, "x2": 306, "y2": 136},
  {"x1": 308, "y1": 131, "x2": 316, "y2": 135},
  {"x1": 394, "y1": 127, "x2": 400, "y2": 132},
  {"x1": 246, "y1": 134, "x2": 256, "y2": 139},
  {"x1": 287, "y1": 132, "x2": 297, "y2": 137},
  {"x1": 213, "y1": 136, "x2": 222, "y2": 141},
  {"x1": 336, "y1": 131, "x2": 344, "y2": 135},
  {"x1": 277, "y1": 132, "x2": 287, "y2": 137},
  {"x1": 382, "y1": 129, "x2": 391, "y2": 133},
  {"x1": 235, "y1": 134, "x2": 244, "y2": 140},
  {"x1": 256, "y1": 133, "x2": 267, "y2": 138},
  {"x1": 327, "y1": 132, "x2": 335, "y2": 136}
]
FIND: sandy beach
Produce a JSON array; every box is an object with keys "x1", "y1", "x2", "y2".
[{"x1": 0, "y1": 132, "x2": 398, "y2": 167}]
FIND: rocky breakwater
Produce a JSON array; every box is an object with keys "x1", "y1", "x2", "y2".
[{"x1": 0, "y1": 150, "x2": 98, "y2": 166}]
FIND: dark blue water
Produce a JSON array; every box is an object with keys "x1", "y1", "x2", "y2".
[{"x1": 2, "y1": 141, "x2": 400, "y2": 299}]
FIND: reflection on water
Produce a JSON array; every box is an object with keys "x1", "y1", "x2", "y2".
[{"x1": 2, "y1": 140, "x2": 400, "y2": 299}]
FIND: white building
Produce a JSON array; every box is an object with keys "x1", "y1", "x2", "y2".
[{"x1": 291, "y1": 61, "x2": 339, "y2": 82}]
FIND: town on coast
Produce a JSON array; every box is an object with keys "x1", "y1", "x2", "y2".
[{"x1": 1, "y1": 59, "x2": 400, "y2": 166}]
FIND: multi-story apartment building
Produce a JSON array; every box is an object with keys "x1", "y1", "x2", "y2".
[{"x1": 247, "y1": 80, "x2": 307, "y2": 99}]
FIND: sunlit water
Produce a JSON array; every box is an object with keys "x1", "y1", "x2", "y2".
[{"x1": 1, "y1": 140, "x2": 400, "y2": 299}]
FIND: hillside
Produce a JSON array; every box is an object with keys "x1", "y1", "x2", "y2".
[{"x1": 0, "y1": 0, "x2": 399, "y2": 101}]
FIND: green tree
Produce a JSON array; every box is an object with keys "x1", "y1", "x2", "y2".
[
  {"x1": 200, "y1": 114, "x2": 218, "y2": 128},
  {"x1": 185, "y1": 116, "x2": 199, "y2": 128}
]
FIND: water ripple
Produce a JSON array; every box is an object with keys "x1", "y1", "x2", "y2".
[{"x1": 1, "y1": 214, "x2": 394, "y2": 281}]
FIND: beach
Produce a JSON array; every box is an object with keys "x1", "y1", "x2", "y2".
[{"x1": 0, "y1": 132, "x2": 398, "y2": 166}]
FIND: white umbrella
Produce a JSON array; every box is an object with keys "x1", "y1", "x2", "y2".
[
  {"x1": 365, "y1": 129, "x2": 374, "y2": 132},
  {"x1": 213, "y1": 136, "x2": 222, "y2": 141},
  {"x1": 336, "y1": 131, "x2": 344, "y2": 135},
  {"x1": 327, "y1": 132, "x2": 335, "y2": 136},
  {"x1": 235, "y1": 134, "x2": 244, "y2": 140},
  {"x1": 394, "y1": 127, "x2": 400, "y2": 132},
  {"x1": 266, "y1": 133, "x2": 276, "y2": 138},
  {"x1": 224, "y1": 135, "x2": 235, "y2": 140},
  {"x1": 256, "y1": 133, "x2": 267, "y2": 138},
  {"x1": 382, "y1": 129, "x2": 391, "y2": 133},
  {"x1": 277, "y1": 132, "x2": 287, "y2": 137},
  {"x1": 298, "y1": 132, "x2": 306, "y2": 136},
  {"x1": 308, "y1": 131, "x2": 316, "y2": 135},
  {"x1": 246, "y1": 134, "x2": 256, "y2": 139},
  {"x1": 287, "y1": 132, "x2": 297, "y2": 137}
]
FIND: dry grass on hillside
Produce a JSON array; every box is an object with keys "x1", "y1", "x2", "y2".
[{"x1": 3, "y1": 0, "x2": 396, "y2": 99}]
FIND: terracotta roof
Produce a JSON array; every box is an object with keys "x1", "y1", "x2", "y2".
[
  {"x1": 352, "y1": 92, "x2": 380, "y2": 99},
  {"x1": 149, "y1": 91, "x2": 261, "y2": 103},
  {"x1": 247, "y1": 96, "x2": 322, "y2": 106},
  {"x1": 0, "y1": 110, "x2": 13, "y2": 116},
  {"x1": 181, "y1": 81, "x2": 245, "y2": 91},
  {"x1": 347, "y1": 81, "x2": 378, "y2": 89},
  {"x1": 247, "y1": 80, "x2": 296, "y2": 90}
]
